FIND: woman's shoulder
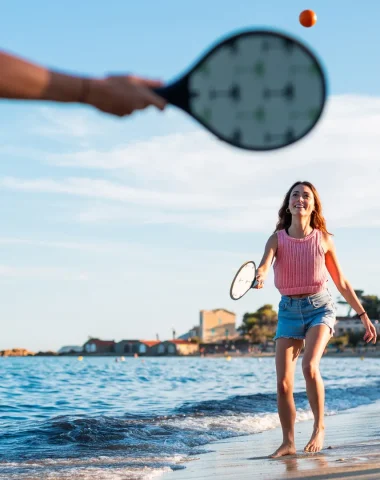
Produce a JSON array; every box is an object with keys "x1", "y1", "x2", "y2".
[
  {"x1": 319, "y1": 230, "x2": 334, "y2": 252},
  {"x1": 318, "y1": 230, "x2": 333, "y2": 241},
  {"x1": 267, "y1": 231, "x2": 279, "y2": 247}
]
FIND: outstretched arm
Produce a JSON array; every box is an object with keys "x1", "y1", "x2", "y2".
[
  {"x1": 254, "y1": 233, "x2": 278, "y2": 289},
  {"x1": 0, "y1": 50, "x2": 166, "y2": 116},
  {"x1": 324, "y1": 233, "x2": 377, "y2": 344}
]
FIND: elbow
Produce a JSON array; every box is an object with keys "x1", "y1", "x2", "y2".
[{"x1": 336, "y1": 276, "x2": 349, "y2": 293}]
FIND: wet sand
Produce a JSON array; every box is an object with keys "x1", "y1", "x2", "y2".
[{"x1": 163, "y1": 401, "x2": 380, "y2": 480}]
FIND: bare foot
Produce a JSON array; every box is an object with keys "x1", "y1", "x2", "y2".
[
  {"x1": 269, "y1": 442, "x2": 296, "y2": 458},
  {"x1": 304, "y1": 426, "x2": 325, "y2": 453}
]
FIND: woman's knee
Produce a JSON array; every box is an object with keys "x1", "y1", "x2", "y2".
[
  {"x1": 277, "y1": 378, "x2": 294, "y2": 396},
  {"x1": 302, "y1": 360, "x2": 320, "y2": 380}
]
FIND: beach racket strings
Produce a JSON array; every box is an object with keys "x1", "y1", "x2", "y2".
[
  {"x1": 230, "y1": 261, "x2": 258, "y2": 300},
  {"x1": 154, "y1": 28, "x2": 327, "y2": 151}
]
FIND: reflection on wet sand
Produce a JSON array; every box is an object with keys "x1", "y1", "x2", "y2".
[{"x1": 276, "y1": 453, "x2": 329, "y2": 474}]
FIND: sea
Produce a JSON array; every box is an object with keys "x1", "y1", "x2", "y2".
[{"x1": 1, "y1": 355, "x2": 379, "y2": 479}]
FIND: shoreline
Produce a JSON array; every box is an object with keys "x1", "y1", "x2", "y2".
[
  {"x1": 162, "y1": 401, "x2": 380, "y2": 480},
  {"x1": 1, "y1": 351, "x2": 380, "y2": 358}
]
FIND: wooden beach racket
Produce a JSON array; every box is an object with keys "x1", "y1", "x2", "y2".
[
  {"x1": 154, "y1": 28, "x2": 327, "y2": 151},
  {"x1": 230, "y1": 261, "x2": 258, "y2": 300}
]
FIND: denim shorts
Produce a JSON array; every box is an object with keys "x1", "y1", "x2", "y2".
[{"x1": 274, "y1": 289, "x2": 336, "y2": 341}]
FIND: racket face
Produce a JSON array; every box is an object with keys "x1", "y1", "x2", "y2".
[
  {"x1": 184, "y1": 29, "x2": 326, "y2": 151},
  {"x1": 230, "y1": 261, "x2": 257, "y2": 300}
]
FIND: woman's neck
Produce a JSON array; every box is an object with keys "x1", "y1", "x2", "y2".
[{"x1": 287, "y1": 218, "x2": 313, "y2": 238}]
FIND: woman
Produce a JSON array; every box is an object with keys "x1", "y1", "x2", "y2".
[{"x1": 255, "y1": 180, "x2": 377, "y2": 458}]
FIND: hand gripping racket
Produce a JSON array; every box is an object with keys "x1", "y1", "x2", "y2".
[
  {"x1": 230, "y1": 261, "x2": 258, "y2": 300},
  {"x1": 154, "y1": 28, "x2": 327, "y2": 152}
]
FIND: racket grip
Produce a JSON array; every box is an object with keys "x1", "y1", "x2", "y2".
[
  {"x1": 152, "y1": 86, "x2": 165, "y2": 96},
  {"x1": 252, "y1": 278, "x2": 259, "y2": 288},
  {"x1": 152, "y1": 78, "x2": 188, "y2": 109},
  {"x1": 152, "y1": 86, "x2": 170, "y2": 103}
]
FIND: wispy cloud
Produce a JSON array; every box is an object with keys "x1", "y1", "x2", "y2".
[
  {"x1": 0, "y1": 237, "x2": 113, "y2": 253},
  {"x1": 0, "y1": 236, "x2": 258, "y2": 261},
  {"x1": 0, "y1": 176, "x2": 243, "y2": 210},
  {"x1": 30, "y1": 107, "x2": 107, "y2": 139},
  {"x1": 1, "y1": 95, "x2": 380, "y2": 232},
  {"x1": 0, "y1": 264, "x2": 88, "y2": 280}
]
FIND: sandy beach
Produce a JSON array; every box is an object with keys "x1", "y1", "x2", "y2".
[{"x1": 162, "y1": 401, "x2": 380, "y2": 480}]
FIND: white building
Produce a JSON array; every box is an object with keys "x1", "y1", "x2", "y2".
[
  {"x1": 335, "y1": 317, "x2": 380, "y2": 336},
  {"x1": 58, "y1": 345, "x2": 83, "y2": 354}
]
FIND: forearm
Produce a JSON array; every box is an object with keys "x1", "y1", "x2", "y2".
[
  {"x1": 255, "y1": 235, "x2": 277, "y2": 285},
  {"x1": 257, "y1": 265, "x2": 270, "y2": 280},
  {"x1": 337, "y1": 278, "x2": 365, "y2": 315},
  {"x1": 0, "y1": 50, "x2": 84, "y2": 103}
]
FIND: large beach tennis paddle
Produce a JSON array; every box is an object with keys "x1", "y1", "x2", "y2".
[
  {"x1": 154, "y1": 28, "x2": 327, "y2": 151},
  {"x1": 230, "y1": 261, "x2": 258, "y2": 300}
]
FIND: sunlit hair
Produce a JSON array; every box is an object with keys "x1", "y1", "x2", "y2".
[{"x1": 274, "y1": 181, "x2": 333, "y2": 235}]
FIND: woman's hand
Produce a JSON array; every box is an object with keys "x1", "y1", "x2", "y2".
[
  {"x1": 253, "y1": 273, "x2": 265, "y2": 289},
  {"x1": 362, "y1": 314, "x2": 377, "y2": 344}
]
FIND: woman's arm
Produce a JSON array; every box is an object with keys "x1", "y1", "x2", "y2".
[
  {"x1": 324, "y1": 233, "x2": 377, "y2": 344},
  {"x1": 0, "y1": 50, "x2": 166, "y2": 116},
  {"x1": 254, "y1": 233, "x2": 278, "y2": 289}
]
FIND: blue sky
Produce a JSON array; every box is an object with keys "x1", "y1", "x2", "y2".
[{"x1": 1, "y1": 1, "x2": 380, "y2": 351}]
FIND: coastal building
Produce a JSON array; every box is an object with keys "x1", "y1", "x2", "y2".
[
  {"x1": 199, "y1": 308, "x2": 237, "y2": 343},
  {"x1": 83, "y1": 338, "x2": 116, "y2": 354},
  {"x1": 58, "y1": 345, "x2": 83, "y2": 354},
  {"x1": 114, "y1": 340, "x2": 160, "y2": 356},
  {"x1": 335, "y1": 316, "x2": 380, "y2": 336},
  {"x1": 199, "y1": 337, "x2": 273, "y2": 355},
  {"x1": 178, "y1": 325, "x2": 200, "y2": 341},
  {"x1": 148, "y1": 340, "x2": 199, "y2": 356}
]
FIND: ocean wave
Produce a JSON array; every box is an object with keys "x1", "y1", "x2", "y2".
[{"x1": 1, "y1": 358, "x2": 380, "y2": 479}]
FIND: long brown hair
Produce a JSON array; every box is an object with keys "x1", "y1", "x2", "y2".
[{"x1": 274, "y1": 181, "x2": 333, "y2": 235}]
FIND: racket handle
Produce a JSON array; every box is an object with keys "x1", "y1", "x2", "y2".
[
  {"x1": 153, "y1": 86, "x2": 165, "y2": 96},
  {"x1": 152, "y1": 85, "x2": 176, "y2": 105},
  {"x1": 252, "y1": 279, "x2": 259, "y2": 288},
  {"x1": 152, "y1": 78, "x2": 188, "y2": 110}
]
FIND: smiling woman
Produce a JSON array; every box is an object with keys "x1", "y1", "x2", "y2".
[{"x1": 253, "y1": 180, "x2": 377, "y2": 458}]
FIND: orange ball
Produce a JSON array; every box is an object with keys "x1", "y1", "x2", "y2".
[{"x1": 299, "y1": 9, "x2": 317, "y2": 28}]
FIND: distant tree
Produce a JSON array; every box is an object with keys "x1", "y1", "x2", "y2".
[
  {"x1": 337, "y1": 290, "x2": 380, "y2": 319},
  {"x1": 358, "y1": 295, "x2": 380, "y2": 319},
  {"x1": 238, "y1": 304, "x2": 277, "y2": 343},
  {"x1": 329, "y1": 335, "x2": 349, "y2": 348},
  {"x1": 337, "y1": 290, "x2": 364, "y2": 317},
  {"x1": 347, "y1": 331, "x2": 364, "y2": 347},
  {"x1": 190, "y1": 336, "x2": 201, "y2": 344}
]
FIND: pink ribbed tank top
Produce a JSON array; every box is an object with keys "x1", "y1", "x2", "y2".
[{"x1": 273, "y1": 228, "x2": 328, "y2": 295}]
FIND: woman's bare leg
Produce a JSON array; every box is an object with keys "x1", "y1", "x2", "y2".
[
  {"x1": 270, "y1": 338, "x2": 304, "y2": 458},
  {"x1": 302, "y1": 325, "x2": 331, "y2": 453}
]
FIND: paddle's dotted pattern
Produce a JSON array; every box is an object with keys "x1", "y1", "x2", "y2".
[{"x1": 188, "y1": 33, "x2": 325, "y2": 150}]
